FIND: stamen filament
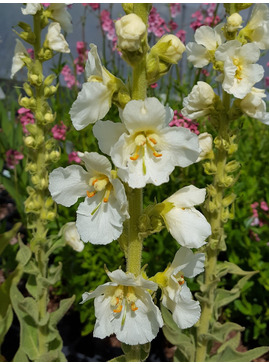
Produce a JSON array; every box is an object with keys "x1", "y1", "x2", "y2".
[
  {"x1": 103, "y1": 184, "x2": 112, "y2": 203},
  {"x1": 130, "y1": 145, "x2": 140, "y2": 161},
  {"x1": 113, "y1": 304, "x2": 123, "y2": 313},
  {"x1": 87, "y1": 190, "x2": 96, "y2": 198}
]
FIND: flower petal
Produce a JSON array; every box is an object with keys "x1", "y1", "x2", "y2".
[
  {"x1": 93, "y1": 120, "x2": 127, "y2": 156},
  {"x1": 85, "y1": 43, "x2": 103, "y2": 79},
  {"x1": 171, "y1": 247, "x2": 205, "y2": 278},
  {"x1": 70, "y1": 82, "x2": 112, "y2": 130},
  {"x1": 49, "y1": 165, "x2": 89, "y2": 207},
  {"x1": 186, "y1": 42, "x2": 209, "y2": 68},
  {"x1": 76, "y1": 194, "x2": 124, "y2": 245},
  {"x1": 80, "y1": 152, "x2": 112, "y2": 177},
  {"x1": 165, "y1": 207, "x2": 211, "y2": 248},
  {"x1": 166, "y1": 185, "x2": 206, "y2": 207}
]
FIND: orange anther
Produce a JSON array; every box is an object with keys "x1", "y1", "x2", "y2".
[
  {"x1": 113, "y1": 304, "x2": 123, "y2": 313},
  {"x1": 130, "y1": 153, "x2": 139, "y2": 161},
  {"x1": 131, "y1": 303, "x2": 138, "y2": 311},
  {"x1": 149, "y1": 137, "x2": 157, "y2": 145},
  {"x1": 92, "y1": 179, "x2": 98, "y2": 186},
  {"x1": 153, "y1": 151, "x2": 162, "y2": 158},
  {"x1": 178, "y1": 275, "x2": 185, "y2": 285},
  {"x1": 87, "y1": 190, "x2": 96, "y2": 198}
]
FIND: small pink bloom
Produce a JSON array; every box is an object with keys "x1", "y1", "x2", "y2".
[
  {"x1": 267, "y1": 62, "x2": 269, "y2": 67},
  {"x1": 170, "y1": 3, "x2": 181, "y2": 18},
  {"x1": 17, "y1": 108, "x2": 35, "y2": 134},
  {"x1": 202, "y1": 69, "x2": 210, "y2": 77},
  {"x1": 150, "y1": 83, "x2": 158, "y2": 89},
  {"x1": 260, "y1": 201, "x2": 269, "y2": 212},
  {"x1": 250, "y1": 231, "x2": 261, "y2": 242},
  {"x1": 68, "y1": 151, "x2": 81, "y2": 164},
  {"x1": 76, "y1": 41, "x2": 86, "y2": 54},
  {"x1": 51, "y1": 121, "x2": 67, "y2": 141},
  {"x1": 61, "y1": 65, "x2": 79, "y2": 89},
  {"x1": 265, "y1": 77, "x2": 269, "y2": 88},
  {"x1": 42, "y1": 3, "x2": 50, "y2": 7},
  {"x1": 148, "y1": 7, "x2": 170, "y2": 38},
  {"x1": 251, "y1": 202, "x2": 259, "y2": 209},
  {"x1": 168, "y1": 20, "x2": 178, "y2": 31},
  {"x1": 5, "y1": 149, "x2": 24, "y2": 169},
  {"x1": 89, "y1": 3, "x2": 100, "y2": 10},
  {"x1": 169, "y1": 110, "x2": 199, "y2": 135},
  {"x1": 175, "y1": 29, "x2": 186, "y2": 43},
  {"x1": 27, "y1": 48, "x2": 34, "y2": 59}
]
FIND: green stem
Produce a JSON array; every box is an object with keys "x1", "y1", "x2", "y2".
[
  {"x1": 195, "y1": 92, "x2": 230, "y2": 362},
  {"x1": 126, "y1": 187, "x2": 143, "y2": 276}
]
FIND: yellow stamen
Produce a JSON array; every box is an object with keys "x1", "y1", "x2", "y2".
[
  {"x1": 87, "y1": 190, "x2": 96, "y2": 198},
  {"x1": 103, "y1": 184, "x2": 112, "y2": 203},
  {"x1": 178, "y1": 275, "x2": 185, "y2": 285},
  {"x1": 92, "y1": 178, "x2": 98, "y2": 186},
  {"x1": 131, "y1": 302, "x2": 138, "y2": 311},
  {"x1": 130, "y1": 146, "x2": 140, "y2": 160},
  {"x1": 149, "y1": 137, "x2": 157, "y2": 145},
  {"x1": 113, "y1": 304, "x2": 123, "y2": 313}
]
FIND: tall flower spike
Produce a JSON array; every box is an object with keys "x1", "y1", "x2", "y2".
[
  {"x1": 155, "y1": 247, "x2": 205, "y2": 329},
  {"x1": 93, "y1": 97, "x2": 200, "y2": 189},
  {"x1": 160, "y1": 185, "x2": 211, "y2": 248},
  {"x1": 48, "y1": 152, "x2": 129, "y2": 245},
  {"x1": 70, "y1": 44, "x2": 117, "y2": 130},
  {"x1": 80, "y1": 269, "x2": 163, "y2": 345}
]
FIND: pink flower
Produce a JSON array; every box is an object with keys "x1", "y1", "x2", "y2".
[
  {"x1": 100, "y1": 9, "x2": 117, "y2": 45},
  {"x1": 5, "y1": 149, "x2": 24, "y2": 169},
  {"x1": 170, "y1": 3, "x2": 181, "y2": 18},
  {"x1": 202, "y1": 69, "x2": 210, "y2": 77},
  {"x1": 61, "y1": 65, "x2": 78, "y2": 89},
  {"x1": 168, "y1": 20, "x2": 178, "y2": 31},
  {"x1": 68, "y1": 151, "x2": 81, "y2": 164},
  {"x1": 83, "y1": 3, "x2": 100, "y2": 10},
  {"x1": 17, "y1": 107, "x2": 35, "y2": 134},
  {"x1": 27, "y1": 48, "x2": 34, "y2": 59},
  {"x1": 51, "y1": 121, "x2": 67, "y2": 141},
  {"x1": 175, "y1": 29, "x2": 186, "y2": 43},
  {"x1": 76, "y1": 41, "x2": 86, "y2": 54},
  {"x1": 169, "y1": 110, "x2": 200, "y2": 135},
  {"x1": 260, "y1": 201, "x2": 269, "y2": 212},
  {"x1": 150, "y1": 83, "x2": 158, "y2": 89},
  {"x1": 265, "y1": 77, "x2": 269, "y2": 88},
  {"x1": 148, "y1": 7, "x2": 170, "y2": 38},
  {"x1": 42, "y1": 3, "x2": 50, "y2": 7}
]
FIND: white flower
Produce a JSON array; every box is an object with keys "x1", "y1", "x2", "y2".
[
  {"x1": 21, "y1": 3, "x2": 41, "y2": 15},
  {"x1": 80, "y1": 269, "x2": 163, "y2": 345},
  {"x1": 115, "y1": 14, "x2": 146, "y2": 52},
  {"x1": 48, "y1": 3, "x2": 73, "y2": 34},
  {"x1": 215, "y1": 40, "x2": 264, "y2": 99},
  {"x1": 46, "y1": 22, "x2": 70, "y2": 53},
  {"x1": 242, "y1": 4, "x2": 269, "y2": 50},
  {"x1": 161, "y1": 185, "x2": 211, "y2": 249},
  {"x1": 93, "y1": 98, "x2": 200, "y2": 189},
  {"x1": 10, "y1": 39, "x2": 29, "y2": 79},
  {"x1": 63, "y1": 222, "x2": 84, "y2": 252},
  {"x1": 226, "y1": 13, "x2": 243, "y2": 33},
  {"x1": 186, "y1": 23, "x2": 225, "y2": 67},
  {"x1": 70, "y1": 44, "x2": 115, "y2": 131},
  {"x1": 152, "y1": 34, "x2": 185, "y2": 63},
  {"x1": 48, "y1": 152, "x2": 129, "y2": 245},
  {"x1": 240, "y1": 88, "x2": 269, "y2": 125},
  {"x1": 157, "y1": 247, "x2": 204, "y2": 329},
  {"x1": 181, "y1": 81, "x2": 216, "y2": 120},
  {"x1": 196, "y1": 132, "x2": 213, "y2": 162}
]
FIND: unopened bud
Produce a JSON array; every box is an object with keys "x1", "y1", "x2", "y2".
[
  {"x1": 225, "y1": 160, "x2": 241, "y2": 173},
  {"x1": 46, "y1": 211, "x2": 56, "y2": 221},
  {"x1": 20, "y1": 96, "x2": 31, "y2": 108},
  {"x1": 227, "y1": 13, "x2": 243, "y2": 32},
  {"x1": 49, "y1": 150, "x2": 61, "y2": 162},
  {"x1": 44, "y1": 112, "x2": 55, "y2": 124},
  {"x1": 115, "y1": 14, "x2": 146, "y2": 52},
  {"x1": 23, "y1": 82, "x2": 33, "y2": 97},
  {"x1": 44, "y1": 74, "x2": 56, "y2": 87},
  {"x1": 24, "y1": 136, "x2": 35, "y2": 148},
  {"x1": 151, "y1": 34, "x2": 185, "y2": 64}
]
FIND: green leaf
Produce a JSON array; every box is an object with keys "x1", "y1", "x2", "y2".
[
  {"x1": 10, "y1": 284, "x2": 39, "y2": 361},
  {"x1": 109, "y1": 355, "x2": 126, "y2": 362},
  {"x1": 216, "y1": 261, "x2": 258, "y2": 279},
  {"x1": 36, "y1": 349, "x2": 67, "y2": 362},
  {"x1": 209, "y1": 345, "x2": 269, "y2": 362},
  {"x1": 12, "y1": 347, "x2": 29, "y2": 362},
  {"x1": 0, "y1": 305, "x2": 13, "y2": 349},
  {"x1": 23, "y1": 260, "x2": 40, "y2": 276},
  {"x1": 18, "y1": 297, "x2": 39, "y2": 324},
  {"x1": 201, "y1": 321, "x2": 244, "y2": 344},
  {"x1": 16, "y1": 236, "x2": 32, "y2": 266},
  {"x1": 0, "y1": 222, "x2": 21, "y2": 256},
  {"x1": 45, "y1": 237, "x2": 66, "y2": 259},
  {"x1": 50, "y1": 295, "x2": 75, "y2": 328},
  {"x1": 161, "y1": 304, "x2": 195, "y2": 362},
  {"x1": 121, "y1": 343, "x2": 150, "y2": 362},
  {"x1": 217, "y1": 332, "x2": 241, "y2": 354}
]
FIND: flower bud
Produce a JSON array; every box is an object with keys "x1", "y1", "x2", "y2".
[
  {"x1": 115, "y1": 14, "x2": 146, "y2": 52},
  {"x1": 49, "y1": 150, "x2": 61, "y2": 162},
  {"x1": 31, "y1": 175, "x2": 40, "y2": 186},
  {"x1": 225, "y1": 160, "x2": 241, "y2": 173},
  {"x1": 44, "y1": 74, "x2": 56, "y2": 87},
  {"x1": 20, "y1": 96, "x2": 31, "y2": 108},
  {"x1": 203, "y1": 161, "x2": 217, "y2": 175},
  {"x1": 29, "y1": 73, "x2": 42, "y2": 86},
  {"x1": 46, "y1": 211, "x2": 56, "y2": 221},
  {"x1": 63, "y1": 222, "x2": 84, "y2": 252},
  {"x1": 196, "y1": 132, "x2": 213, "y2": 162},
  {"x1": 23, "y1": 82, "x2": 33, "y2": 97},
  {"x1": 44, "y1": 112, "x2": 55, "y2": 124},
  {"x1": 26, "y1": 162, "x2": 37, "y2": 174},
  {"x1": 24, "y1": 136, "x2": 35, "y2": 148},
  {"x1": 182, "y1": 82, "x2": 216, "y2": 120},
  {"x1": 151, "y1": 34, "x2": 185, "y2": 64},
  {"x1": 227, "y1": 13, "x2": 243, "y2": 32}
]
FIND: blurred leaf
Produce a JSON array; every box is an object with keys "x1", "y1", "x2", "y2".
[
  {"x1": 0, "y1": 222, "x2": 21, "y2": 256},
  {"x1": 16, "y1": 236, "x2": 32, "y2": 266},
  {"x1": 208, "y1": 345, "x2": 269, "y2": 362}
]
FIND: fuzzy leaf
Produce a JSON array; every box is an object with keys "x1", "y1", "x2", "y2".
[
  {"x1": 12, "y1": 347, "x2": 29, "y2": 362},
  {"x1": 217, "y1": 332, "x2": 241, "y2": 353},
  {"x1": 45, "y1": 237, "x2": 66, "y2": 259},
  {"x1": 201, "y1": 321, "x2": 244, "y2": 344},
  {"x1": 37, "y1": 349, "x2": 67, "y2": 362},
  {"x1": 208, "y1": 345, "x2": 269, "y2": 362},
  {"x1": 216, "y1": 261, "x2": 258, "y2": 279},
  {"x1": 16, "y1": 236, "x2": 32, "y2": 266},
  {"x1": 121, "y1": 343, "x2": 150, "y2": 362},
  {"x1": 161, "y1": 304, "x2": 195, "y2": 362},
  {"x1": 0, "y1": 305, "x2": 13, "y2": 348},
  {"x1": 50, "y1": 295, "x2": 75, "y2": 328},
  {"x1": 0, "y1": 222, "x2": 21, "y2": 256},
  {"x1": 18, "y1": 297, "x2": 39, "y2": 324}
]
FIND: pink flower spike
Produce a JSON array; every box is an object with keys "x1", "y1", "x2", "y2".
[
  {"x1": 51, "y1": 121, "x2": 67, "y2": 141},
  {"x1": 170, "y1": 3, "x2": 181, "y2": 18},
  {"x1": 18, "y1": 107, "x2": 31, "y2": 114},
  {"x1": 175, "y1": 29, "x2": 186, "y2": 43},
  {"x1": 5, "y1": 149, "x2": 24, "y2": 169},
  {"x1": 68, "y1": 151, "x2": 81, "y2": 164},
  {"x1": 260, "y1": 201, "x2": 269, "y2": 211}
]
